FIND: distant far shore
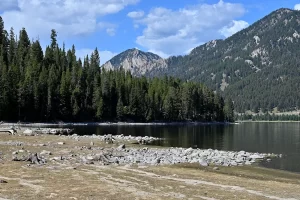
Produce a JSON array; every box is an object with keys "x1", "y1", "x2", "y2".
[
  {"x1": 0, "y1": 121, "x2": 235, "y2": 127},
  {"x1": 237, "y1": 120, "x2": 300, "y2": 123}
]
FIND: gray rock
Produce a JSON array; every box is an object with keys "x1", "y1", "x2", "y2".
[
  {"x1": 117, "y1": 144, "x2": 126, "y2": 150},
  {"x1": 85, "y1": 160, "x2": 94, "y2": 165},
  {"x1": 199, "y1": 159, "x2": 209, "y2": 167},
  {"x1": 57, "y1": 142, "x2": 65, "y2": 145},
  {"x1": 249, "y1": 154, "x2": 264, "y2": 160},
  {"x1": 51, "y1": 156, "x2": 63, "y2": 161},
  {"x1": 40, "y1": 150, "x2": 52, "y2": 155},
  {"x1": 0, "y1": 180, "x2": 8, "y2": 183},
  {"x1": 184, "y1": 148, "x2": 194, "y2": 155}
]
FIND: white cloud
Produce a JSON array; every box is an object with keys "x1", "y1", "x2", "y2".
[
  {"x1": 0, "y1": 0, "x2": 19, "y2": 11},
  {"x1": 1, "y1": 0, "x2": 138, "y2": 39},
  {"x1": 76, "y1": 48, "x2": 94, "y2": 61},
  {"x1": 98, "y1": 22, "x2": 117, "y2": 36},
  {"x1": 127, "y1": 10, "x2": 144, "y2": 18},
  {"x1": 294, "y1": 4, "x2": 300, "y2": 10},
  {"x1": 134, "y1": 0, "x2": 247, "y2": 57},
  {"x1": 100, "y1": 50, "x2": 117, "y2": 64},
  {"x1": 219, "y1": 20, "x2": 249, "y2": 37},
  {"x1": 76, "y1": 49, "x2": 117, "y2": 65},
  {"x1": 106, "y1": 28, "x2": 116, "y2": 36}
]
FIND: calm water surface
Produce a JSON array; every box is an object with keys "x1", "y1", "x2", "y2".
[{"x1": 62, "y1": 122, "x2": 300, "y2": 172}]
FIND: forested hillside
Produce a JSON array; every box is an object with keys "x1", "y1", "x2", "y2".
[
  {"x1": 104, "y1": 8, "x2": 300, "y2": 113},
  {"x1": 0, "y1": 17, "x2": 233, "y2": 122},
  {"x1": 157, "y1": 8, "x2": 300, "y2": 112}
]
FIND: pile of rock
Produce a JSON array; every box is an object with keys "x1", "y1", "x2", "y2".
[
  {"x1": 80, "y1": 146, "x2": 277, "y2": 167},
  {"x1": 12, "y1": 153, "x2": 46, "y2": 165},
  {"x1": 23, "y1": 128, "x2": 74, "y2": 136},
  {"x1": 68, "y1": 134, "x2": 162, "y2": 145}
]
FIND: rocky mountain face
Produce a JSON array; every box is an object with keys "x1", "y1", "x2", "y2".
[
  {"x1": 103, "y1": 8, "x2": 300, "y2": 112},
  {"x1": 102, "y1": 48, "x2": 167, "y2": 76}
]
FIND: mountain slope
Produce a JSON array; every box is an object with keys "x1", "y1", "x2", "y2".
[
  {"x1": 103, "y1": 8, "x2": 300, "y2": 112},
  {"x1": 102, "y1": 48, "x2": 167, "y2": 76}
]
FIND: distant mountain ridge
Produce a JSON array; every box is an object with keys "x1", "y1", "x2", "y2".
[{"x1": 102, "y1": 8, "x2": 300, "y2": 112}]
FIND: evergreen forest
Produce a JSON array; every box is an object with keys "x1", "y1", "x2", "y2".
[{"x1": 0, "y1": 17, "x2": 234, "y2": 123}]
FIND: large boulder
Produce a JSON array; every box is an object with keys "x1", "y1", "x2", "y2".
[{"x1": 23, "y1": 129, "x2": 35, "y2": 136}]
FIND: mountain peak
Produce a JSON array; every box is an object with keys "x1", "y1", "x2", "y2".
[
  {"x1": 102, "y1": 8, "x2": 300, "y2": 112},
  {"x1": 275, "y1": 8, "x2": 294, "y2": 13},
  {"x1": 102, "y1": 49, "x2": 167, "y2": 76}
]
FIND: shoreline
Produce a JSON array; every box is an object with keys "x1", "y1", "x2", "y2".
[
  {"x1": 0, "y1": 132, "x2": 299, "y2": 199},
  {"x1": 0, "y1": 121, "x2": 235, "y2": 127},
  {"x1": 237, "y1": 120, "x2": 300, "y2": 123}
]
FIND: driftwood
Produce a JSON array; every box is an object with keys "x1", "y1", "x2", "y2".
[{"x1": 0, "y1": 128, "x2": 17, "y2": 135}]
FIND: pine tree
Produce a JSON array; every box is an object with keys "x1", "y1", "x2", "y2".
[
  {"x1": 0, "y1": 18, "x2": 232, "y2": 123},
  {"x1": 224, "y1": 98, "x2": 234, "y2": 122}
]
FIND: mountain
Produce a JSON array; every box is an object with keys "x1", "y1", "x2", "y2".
[
  {"x1": 102, "y1": 48, "x2": 167, "y2": 76},
  {"x1": 103, "y1": 8, "x2": 300, "y2": 113}
]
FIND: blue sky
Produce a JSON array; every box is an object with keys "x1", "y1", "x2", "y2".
[{"x1": 0, "y1": 0, "x2": 300, "y2": 64}]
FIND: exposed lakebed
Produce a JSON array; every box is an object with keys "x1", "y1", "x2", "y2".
[
  {"x1": 3, "y1": 122, "x2": 300, "y2": 172},
  {"x1": 63, "y1": 122, "x2": 300, "y2": 173}
]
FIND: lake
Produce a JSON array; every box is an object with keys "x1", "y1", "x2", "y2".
[{"x1": 58, "y1": 122, "x2": 300, "y2": 173}]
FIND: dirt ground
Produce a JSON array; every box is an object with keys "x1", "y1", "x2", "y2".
[{"x1": 0, "y1": 131, "x2": 300, "y2": 200}]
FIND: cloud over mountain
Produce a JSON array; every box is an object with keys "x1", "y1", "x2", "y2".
[{"x1": 134, "y1": 0, "x2": 248, "y2": 57}]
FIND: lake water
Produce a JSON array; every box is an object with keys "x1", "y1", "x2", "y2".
[{"x1": 61, "y1": 122, "x2": 300, "y2": 173}]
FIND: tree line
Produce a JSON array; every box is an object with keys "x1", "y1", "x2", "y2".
[
  {"x1": 238, "y1": 113, "x2": 300, "y2": 121},
  {"x1": 0, "y1": 17, "x2": 234, "y2": 122}
]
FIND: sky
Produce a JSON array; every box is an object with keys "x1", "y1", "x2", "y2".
[{"x1": 0, "y1": 0, "x2": 300, "y2": 64}]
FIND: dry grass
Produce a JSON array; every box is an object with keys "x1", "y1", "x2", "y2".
[{"x1": 0, "y1": 132, "x2": 300, "y2": 200}]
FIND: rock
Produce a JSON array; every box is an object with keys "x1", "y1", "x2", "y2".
[
  {"x1": 239, "y1": 150, "x2": 246, "y2": 154},
  {"x1": 199, "y1": 159, "x2": 209, "y2": 167},
  {"x1": 104, "y1": 134, "x2": 114, "y2": 144},
  {"x1": 40, "y1": 150, "x2": 52, "y2": 155},
  {"x1": 86, "y1": 156, "x2": 95, "y2": 160},
  {"x1": 117, "y1": 144, "x2": 126, "y2": 150},
  {"x1": 245, "y1": 161, "x2": 252, "y2": 165},
  {"x1": 0, "y1": 180, "x2": 7, "y2": 183},
  {"x1": 184, "y1": 148, "x2": 194, "y2": 155},
  {"x1": 57, "y1": 142, "x2": 65, "y2": 145},
  {"x1": 249, "y1": 154, "x2": 264, "y2": 160},
  {"x1": 12, "y1": 156, "x2": 19, "y2": 161},
  {"x1": 213, "y1": 167, "x2": 219, "y2": 170},
  {"x1": 12, "y1": 151, "x2": 18, "y2": 155},
  {"x1": 90, "y1": 141, "x2": 94, "y2": 146},
  {"x1": 85, "y1": 160, "x2": 94, "y2": 165},
  {"x1": 142, "y1": 147, "x2": 148, "y2": 151},
  {"x1": 18, "y1": 149, "x2": 25, "y2": 153},
  {"x1": 151, "y1": 158, "x2": 161, "y2": 165},
  {"x1": 23, "y1": 129, "x2": 34, "y2": 136},
  {"x1": 51, "y1": 156, "x2": 63, "y2": 161}
]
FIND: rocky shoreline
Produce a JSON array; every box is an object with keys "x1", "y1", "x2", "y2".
[
  {"x1": 0, "y1": 127, "x2": 298, "y2": 200},
  {"x1": 79, "y1": 146, "x2": 277, "y2": 167},
  {"x1": 6, "y1": 132, "x2": 278, "y2": 167}
]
